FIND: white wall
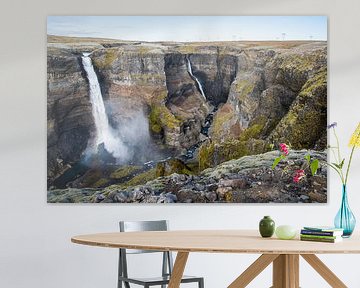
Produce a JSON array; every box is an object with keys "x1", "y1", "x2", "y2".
[{"x1": 1, "y1": 0, "x2": 360, "y2": 287}]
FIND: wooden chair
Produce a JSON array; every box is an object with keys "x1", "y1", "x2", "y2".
[{"x1": 118, "y1": 220, "x2": 204, "y2": 288}]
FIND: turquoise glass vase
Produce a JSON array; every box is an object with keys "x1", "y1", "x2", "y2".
[{"x1": 334, "y1": 185, "x2": 356, "y2": 237}]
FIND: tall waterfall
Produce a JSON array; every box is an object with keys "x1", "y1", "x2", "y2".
[
  {"x1": 186, "y1": 57, "x2": 206, "y2": 100},
  {"x1": 81, "y1": 53, "x2": 128, "y2": 159}
]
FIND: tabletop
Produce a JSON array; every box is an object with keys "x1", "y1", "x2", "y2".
[{"x1": 71, "y1": 230, "x2": 360, "y2": 254}]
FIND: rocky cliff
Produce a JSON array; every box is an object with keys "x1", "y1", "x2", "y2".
[
  {"x1": 48, "y1": 150, "x2": 327, "y2": 203},
  {"x1": 47, "y1": 36, "x2": 327, "y2": 202},
  {"x1": 47, "y1": 47, "x2": 95, "y2": 184}
]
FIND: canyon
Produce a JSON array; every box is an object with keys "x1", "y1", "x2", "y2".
[{"x1": 47, "y1": 35, "x2": 327, "y2": 203}]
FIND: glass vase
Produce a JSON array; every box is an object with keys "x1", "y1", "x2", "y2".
[{"x1": 334, "y1": 185, "x2": 356, "y2": 237}]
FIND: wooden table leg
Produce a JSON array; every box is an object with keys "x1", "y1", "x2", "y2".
[
  {"x1": 228, "y1": 254, "x2": 279, "y2": 288},
  {"x1": 301, "y1": 254, "x2": 347, "y2": 288},
  {"x1": 272, "y1": 254, "x2": 299, "y2": 288},
  {"x1": 168, "y1": 252, "x2": 189, "y2": 288}
]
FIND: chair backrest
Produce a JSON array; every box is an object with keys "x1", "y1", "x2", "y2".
[
  {"x1": 119, "y1": 220, "x2": 168, "y2": 254},
  {"x1": 118, "y1": 220, "x2": 173, "y2": 283}
]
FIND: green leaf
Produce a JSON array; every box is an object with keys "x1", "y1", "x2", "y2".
[
  {"x1": 304, "y1": 154, "x2": 311, "y2": 164},
  {"x1": 332, "y1": 161, "x2": 344, "y2": 169},
  {"x1": 272, "y1": 155, "x2": 285, "y2": 169},
  {"x1": 339, "y1": 159, "x2": 345, "y2": 169},
  {"x1": 310, "y1": 159, "x2": 319, "y2": 176}
]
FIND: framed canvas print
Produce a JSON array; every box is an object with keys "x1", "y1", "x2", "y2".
[{"x1": 47, "y1": 16, "x2": 327, "y2": 203}]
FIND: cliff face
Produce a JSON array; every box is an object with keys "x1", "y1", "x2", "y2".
[
  {"x1": 47, "y1": 38, "x2": 327, "y2": 196},
  {"x1": 210, "y1": 44, "x2": 327, "y2": 143},
  {"x1": 186, "y1": 52, "x2": 238, "y2": 105},
  {"x1": 199, "y1": 43, "x2": 327, "y2": 170},
  {"x1": 47, "y1": 47, "x2": 95, "y2": 183}
]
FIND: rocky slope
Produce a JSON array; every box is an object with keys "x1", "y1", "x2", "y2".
[
  {"x1": 48, "y1": 150, "x2": 327, "y2": 203},
  {"x1": 47, "y1": 36, "x2": 327, "y2": 201}
]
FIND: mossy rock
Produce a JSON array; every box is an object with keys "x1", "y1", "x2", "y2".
[
  {"x1": 91, "y1": 178, "x2": 110, "y2": 188},
  {"x1": 74, "y1": 169, "x2": 103, "y2": 188},
  {"x1": 279, "y1": 51, "x2": 326, "y2": 73},
  {"x1": 110, "y1": 165, "x2": 143, "y2": 180},
  {"x1": 239, "y1": 116, "x2": 267, "y2": 141},
  {"x1": 93, "y1": 48, "x2": 119, "y2": 69},
  {"x1": 274, "y1": 50, "x2": 326, "y2": 92},
  {"x1": 235, "y1": 79, "x2": 255, "y2": 101},
  {"x1": 198, "y1": 138, "x2": 269, "y2": 171},
  {"x1": 211, "y1": 104, "x2": 236, "y2": 140},
  {"x1": 148, "y1": 103, "x2": 181, "y2": 134},
  {"x1": 122, "y1": 168, "x2": 157, "y2": 187},
  {"x1": 155, "y1": 158, "x2": 193, "y2": 177},
  {"x1": 269, "y1": 68, "x2": 327, "y2": 149},
  {"x1": 47, "y1": 188, "x2": 97, "y2": 203}
]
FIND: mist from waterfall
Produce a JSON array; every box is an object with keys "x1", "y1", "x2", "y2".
[
  {"x1": 81, "y1": 53, "x2": 129, "y2": 160},
  {"x1": 186, "y1": 56, "x2": 206, "y2": 100}
]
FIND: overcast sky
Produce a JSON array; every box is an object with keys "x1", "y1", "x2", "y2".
[{"x1": 47, "y1": 16, "x2": 327, "y2": 42}]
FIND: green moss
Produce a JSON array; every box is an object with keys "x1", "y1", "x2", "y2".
[
  {"x1": 198, "y1": 136, "x2": 270, "y2": 171},
  {"x1": 235, "y1": 79, "x2": 255, "y2": 101},
  {"x1": 110, "y1": 165, "x2": 142, "y2": 180},
  {"x1": 300, "y1": 68, "x2": 327, "y2": 96},
  {"x1": 212, "y1": 110, "x2": 234, "y2": 139},
  {"x1": 186, "y1": 162, "x2": 201, "y2": 175},
  {"x1": 137, "y1": 46, "x2": 152, "y2": 55},
  {"x1": 224, "y1": 191, "x2": 233, "y2": 202},
  {"x1": 154, "y1": 90, "x2": 168, "y2": 102},
  {"x1": 155, "y1": 163, "x2": 165, "y2": 177},
  {"x1": 240, "y1": 116, "x2": 267, "y2": 141},
  {"x1": 122, "y1": 168, "x2": 157, "y2": 187},
  {"x1": 198, "y1": 142, "x2": 216, "y2": 171},
  {"x1": 279, "y1": 52, "x2": 325, "y2": 73},
  {"x1": 198, "y1": 140, "x2": 249, "y2": 170},
  {"x1": 178, "y1": 45, "x2": 199, "y2": 54},
  {"x1": 270, "y1": 68, "x2": 327, "y2": 149},
  {"x1": 155, "y1": 159, "x2": 193, "y2": 177},
  {"x1": 93, "y1": 48, "x2": 118, "y2": 69},
  {"x1": 91, "y1": 178, "x2": 110, "y2": 188},
  {"x1": 149, "y1": 104, "x2": 181, "y2": 134}
]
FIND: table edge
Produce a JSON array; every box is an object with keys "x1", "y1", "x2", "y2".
[{"x1": 71, "y1": 236, "x2": 360, "y2": 255}]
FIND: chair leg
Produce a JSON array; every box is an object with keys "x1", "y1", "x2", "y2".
[
  {"x1": 118, "y1": 250, "x2": 123, "y2": 288},
  {"x1": 199, "y1": 278, "x2": 204, "y2": 288}
]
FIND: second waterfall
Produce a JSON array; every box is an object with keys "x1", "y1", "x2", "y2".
[{"x1": 186, "y1": 56, "x2": 206, "y2": 100}]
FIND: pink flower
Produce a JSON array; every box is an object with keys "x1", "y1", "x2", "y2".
[
  {"x1": 293, "y1": 169, "x2": 305, "y2": 183},
  {"x1": 279, "y1": 143, "x2": 289, "y2": 156}
]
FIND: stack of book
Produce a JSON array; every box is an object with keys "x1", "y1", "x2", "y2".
[{"x1": 300, "y1": 226, "x2": 344, "y2": 243}]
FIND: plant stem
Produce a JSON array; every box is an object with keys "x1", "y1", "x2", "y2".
[
  {"x1": 330, "y1": 147, "x2": 339, "y2": 164},
  {"x1": 345, "y1": 145, "x2": 356, "y2": 185},
  {"x1": 333, "y1": 127, "x2": 342, "y2": 163},
  {"x1": 327, "y1": 162, "x2": 345, "y2": 184},
  {"x1": 333, "y1": 127, "x2": 345, "y2": 181}
]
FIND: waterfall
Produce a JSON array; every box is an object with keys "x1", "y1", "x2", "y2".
[
  {"x1": 81, "y1": 53, "x2": 128, "y2": 159},
  {"x1": 186, "y1": 57, "x2": 206, "y2": 100}
]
